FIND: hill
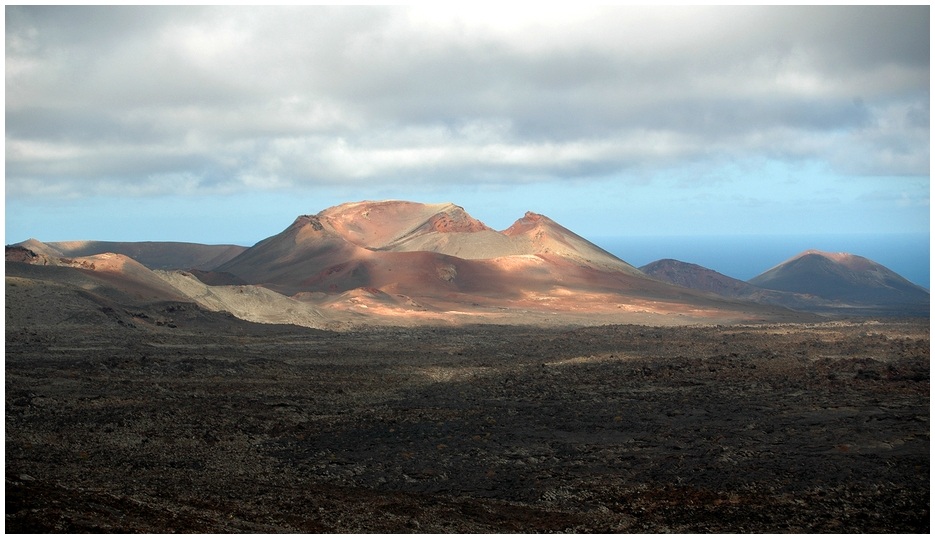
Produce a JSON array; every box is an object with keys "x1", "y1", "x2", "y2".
[
  {"x1": 639, "y1": 258, "x2": 847, "y2": 313},
  {"x1": 748, "y1": 250, "x2": 929, "y2": 314},
  {"x1": 640, "y1": 259, "x2": 764, "y2": 298},
  {"x1": 10, "y1": 203, "x2": 927, "y2": 325},
  {"x1": 6, "y1": 201, "x2": 840, "y2": 327},
  {"x1": 213, "y1": 200, "x2": 800, "y2": 324},
  {"x1": 14, "y1": 238, "x2": 245, "y2": 270}
]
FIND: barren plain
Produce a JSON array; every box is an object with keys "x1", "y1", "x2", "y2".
[{"x1": 6, "y1": 309, "x2": 929, "y2": 533}]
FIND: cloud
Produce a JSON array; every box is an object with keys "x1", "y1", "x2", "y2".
[{"x1": 5, "y1": 5, "x2": 929, "y2": 199}]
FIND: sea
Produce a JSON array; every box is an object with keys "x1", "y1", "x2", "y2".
[{"x1": 592, "y1": 233, "x2": 931, "y2": 290}]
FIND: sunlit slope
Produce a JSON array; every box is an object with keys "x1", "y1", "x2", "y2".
[{"x1": 213, "y1": 200, "x2": 801, "y2": 322}]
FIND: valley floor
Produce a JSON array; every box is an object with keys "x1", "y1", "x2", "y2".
[{"x1": 5, "y1": 319, "x2": 930, "y2": 533}]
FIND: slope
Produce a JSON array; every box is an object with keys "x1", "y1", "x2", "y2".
[
  {"x1": 6, "y1": 246, "x2": 333, "y2": 332},
  {"x1": 503, "y1": 211, "x2": 641, "y2": 274},
  {"x1": 14, "y1": 238, "x2": 245, "y2": 270},
  {"x1": 640, "y1": 258, "x2": 849, "y2": 312},
  {"x1": 749, "y1": 250, "x2": 929, "y2": 311},
  {"x1": 214, "y1": 200, "x2": 808, "y2": 324},
  {"x1": 641, "y1": 259, "x2": 769, "y2": 297},
  {"x1": 213, "y1": 214, "x2": 372, "y2": 295}
]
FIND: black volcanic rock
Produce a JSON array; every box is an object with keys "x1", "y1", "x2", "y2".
[
  {"x1": 749, "y1": 250, "x2": 929, "y2": 309},
  {"x1": 6, "y1": 245, "x2": 41, "y2": 263}
]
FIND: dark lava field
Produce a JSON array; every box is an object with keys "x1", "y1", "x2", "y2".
[{"x1": 5, "y1": 318, "x2": 930, "y2": 533}]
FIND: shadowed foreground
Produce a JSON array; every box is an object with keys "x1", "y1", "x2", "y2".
[{"x1": 6, "y1": 320, "x2": 929, "y2": 533}]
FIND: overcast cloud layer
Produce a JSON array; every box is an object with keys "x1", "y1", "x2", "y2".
[{"x1": 6, "y1": 5, "x2": 930, "y2": 200}]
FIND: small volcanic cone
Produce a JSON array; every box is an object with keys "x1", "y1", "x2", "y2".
[{"x1": 749, "y1": 249, "x2": 929, "y2": 306}]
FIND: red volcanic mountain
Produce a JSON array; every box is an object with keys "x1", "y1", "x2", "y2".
[
  {"x1": 214, "y1": 200, "x2": 645, "y2": 298},
  {"x1": 6, "y1": 200, "x2": 813, "y2": 328},
  {"x1": 213, "y1": 200, "x2": 792, "y2": 322},
  {"x1": 310, "y1": 200, "x2": 637, "y2": 272},
  {"x1": 748, "y1": 250, "x2": 929, "y2": 310}
]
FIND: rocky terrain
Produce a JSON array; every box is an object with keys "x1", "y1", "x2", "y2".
[
  {"x1": 6, "y1": 310, "x2": 929, "y2": 533},
  {"x1": 6, "y1": 200, "x2": 929, "y2": 532}
]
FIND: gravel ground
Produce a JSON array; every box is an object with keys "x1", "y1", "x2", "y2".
[{"x1": 5, "y1": 318, "x2": 929, "y2": 533}]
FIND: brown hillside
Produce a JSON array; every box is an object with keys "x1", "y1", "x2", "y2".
[
  {"x1": 14, "y1": 238, "x2": 245, "y2": 270},
  {"x1": 214, "y1": 201, "x2": 806, "y2": 324}
]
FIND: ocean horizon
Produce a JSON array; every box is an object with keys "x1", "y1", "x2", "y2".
[{"x1": 593, "y1": 232, "x2": 930, "y2": 290}]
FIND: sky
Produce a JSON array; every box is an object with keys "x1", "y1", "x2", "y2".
[{"x1": 5, "y1": 6, "x2": 931, "y2": 263}]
